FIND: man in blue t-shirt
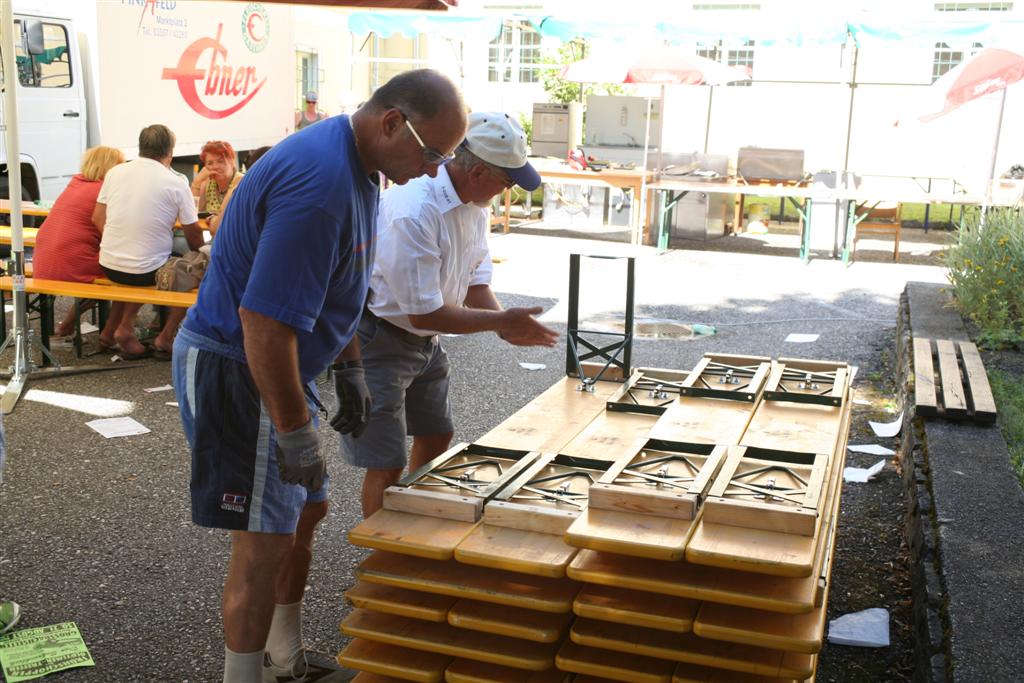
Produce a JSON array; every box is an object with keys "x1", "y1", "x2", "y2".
[{"x1": 172, "y1": 69, "x2": 466, "y2": 683}]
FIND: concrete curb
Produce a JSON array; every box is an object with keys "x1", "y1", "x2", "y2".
[{"x1": 898, "y1": 282, "x2": 1024, "y2": 683}]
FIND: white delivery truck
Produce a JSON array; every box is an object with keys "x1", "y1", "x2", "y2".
[{"x1": 1, "y1": 0, "x2": 294, "y2": 207}]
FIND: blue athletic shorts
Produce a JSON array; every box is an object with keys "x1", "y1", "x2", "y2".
[{"x1": 172, "y1": 326, "x2": 329, "y2": 534}]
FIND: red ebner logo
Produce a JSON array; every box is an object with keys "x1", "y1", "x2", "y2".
[{"x1": 161, "y1": 24, "x2": 266, "y2": 120}]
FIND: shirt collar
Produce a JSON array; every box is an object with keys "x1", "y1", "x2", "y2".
[{"x1": 432, "y1": 166, "x2": 463, "y2": 214}]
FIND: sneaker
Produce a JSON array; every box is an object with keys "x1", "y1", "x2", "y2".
[
  {"x1": 262, "y1": 648, "x2": 357, "y2": 683},
  {"x1": 0, "y1": 601, "x2": 21, "y2": 636}
]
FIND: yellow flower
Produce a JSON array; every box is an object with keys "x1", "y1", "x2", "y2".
[{"x1": 997, "y1": 279, "x2": 1005, "y2": 286}]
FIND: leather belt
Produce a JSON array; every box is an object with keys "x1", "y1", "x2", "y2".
[{"x1": 364, "y1": 308, "x2": 436, "y2": 348}]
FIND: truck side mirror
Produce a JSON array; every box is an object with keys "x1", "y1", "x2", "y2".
[{"x1": 23, "y1": 19, "x2": 45, "y2": 56}]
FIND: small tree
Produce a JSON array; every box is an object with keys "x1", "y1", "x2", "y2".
[{"x1": 541, "y1": 39, "x2": 628, "y2": 104}]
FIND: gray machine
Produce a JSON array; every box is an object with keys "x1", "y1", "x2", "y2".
[
  {"x1": 531, "y1": 102, "x2": 583, "y2": 159},
  {"x1": 664, "y1": 190, "x2": 736, "y2": 241},
  {"x1": 807, "y1": 171, "x2": 860, "y2": 256}
]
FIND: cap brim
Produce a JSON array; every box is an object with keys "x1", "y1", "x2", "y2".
[{"x1": 505, "y1": 161, "x2": 542, "y2": 191}]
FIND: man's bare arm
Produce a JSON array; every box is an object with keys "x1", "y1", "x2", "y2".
[
  {"x1": 239, "y1": 307, "x2": 308, "y2": 433},
  {"x1": 180, "y1": 222, "x2": 205, "y2": 251},
  {"x1": 407, "y1": 286, "x2": 557, "y2": 347},
  {"x1": 92, "y1": 203, "x2": 107, "y2": 234}
]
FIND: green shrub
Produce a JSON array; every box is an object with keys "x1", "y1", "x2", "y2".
[
  {"x1": 989, "y1": 369, "x2": 1024, "y2": 486},
  {"x1": 944, "y1": 208, "x2": 1024, "y2": 347}
]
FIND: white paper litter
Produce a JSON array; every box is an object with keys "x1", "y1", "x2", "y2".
[
  {"x1": 853, "y1": 398, "x2": 871, "y2": 406},
  {"x1": 518, "y1": 362, "x2": 546, "y2": 371},
  {"x1": 828, "y1": 608, "x2": 890, "y2": 647},
  {"x1": 86, "y1": 416, "x2": 151, "y2": 439},
  {"x1": 165, "y1": 401, "x2": 178, "y2": 407},
  {"x1": 80, "y1": 321, "x2": 99, "y2": 334},
  {"x1": 843, "y1": 459, "x2": 886, "y2": 483},
  {"x1": 143, "y1": 384, "x2": 174, "y2": 393},
  {"x1": 784, "y1": 333, "x2": 819, "y2": 343},
  {"x1": 869, "y1": 412, "x2": 904, "y2": 438},
  {"x1": 847, "y1": 444, "x2": 896, "y2": 456}
]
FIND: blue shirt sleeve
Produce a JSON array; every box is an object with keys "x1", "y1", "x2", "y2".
[{"x1": 239, "y1": 202, "x2": 340, "y2": 332}]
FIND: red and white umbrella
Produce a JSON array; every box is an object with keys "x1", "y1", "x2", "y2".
[
  {"x1": 918, "y1": 47, "x2": 1024, "y2": 122},
  {"x1": 898, "y1": 47, "x2": 1024, "y2": 203},
  {"x1": 561, "y1": 47, "x2": 751, "y2": 86}
]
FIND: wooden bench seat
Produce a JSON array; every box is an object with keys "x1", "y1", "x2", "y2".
[{"x1": 0, "y1": 276, "x2": 197, "y2": 363}]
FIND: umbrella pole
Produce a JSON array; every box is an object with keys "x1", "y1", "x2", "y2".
[
  {"x1": 983, "y1": 88, "x2": 1008, "y2": 217},
  {"x1": 637, "y1": 95, "x2": 653, "y2": 246},
  {"x1": 2, "y1": 0, "x2": 29, "y2": 414},
  {"x1": 703, "y1": 85, "x2": 714, "y2": 154}
]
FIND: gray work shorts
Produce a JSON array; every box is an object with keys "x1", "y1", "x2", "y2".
[{"x1": 340, "y1": 313, "x2": 453, "y2": 470}]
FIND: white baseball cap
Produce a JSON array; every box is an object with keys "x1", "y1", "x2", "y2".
[{"x1": 462, "y1": 112, "x2": 541, "y2": 191}]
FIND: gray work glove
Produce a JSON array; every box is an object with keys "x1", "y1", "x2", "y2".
[
  {"x1": 275, "y1": 419, "x2": 325, "y2": 491},
  {"x1": 330, "y1": 360, "x2": 372, "y2": 438}
]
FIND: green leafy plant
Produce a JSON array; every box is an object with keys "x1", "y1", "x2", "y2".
[
  {"x1": 989, "y1": 369, "x2": 1024, "y2": 487},
  {"x1": 944, "y1": 208, "x2": 1024, "y2": 347},
  {"x1": 541, "y1": 39, "x2": 629, "y2": 104}
]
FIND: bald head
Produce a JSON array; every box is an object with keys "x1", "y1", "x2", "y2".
[
  {"x1": 364, "y1": 69, "x2": 465, "y2": 123},
  {"x1": 353, "y1": 69, "x2": 468, "y2": 185}
]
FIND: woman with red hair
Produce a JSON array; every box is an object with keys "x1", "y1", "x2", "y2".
[{"x1": 190, "y1": 140, "x2": 243, "y2": 217}]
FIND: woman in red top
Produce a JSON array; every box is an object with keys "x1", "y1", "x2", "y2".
[{"x1": 32, "y1": 146, "x2": 125, "y2": 339}]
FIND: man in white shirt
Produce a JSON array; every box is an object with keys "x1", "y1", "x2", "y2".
[
  {"x1": 95, "y1": 124, "x2": 203, "y2": 359},
  {"x1": 337, "y1": 112, "x2": 558, "y2": 517}
]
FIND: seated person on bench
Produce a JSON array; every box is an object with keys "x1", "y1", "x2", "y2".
[
  {"x1": 32, "y1": 145, "x2": 125, "y2": 344},
  {"x1": 96, "y1": 124, "x2": 203, "y2": 360}
]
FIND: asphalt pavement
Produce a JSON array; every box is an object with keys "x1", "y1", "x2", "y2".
[{"x1": 0, "y1": 232, "x2": 946, "y2": 681}]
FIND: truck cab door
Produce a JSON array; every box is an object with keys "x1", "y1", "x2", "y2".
[{"x1": 14, "y1": 17, "x2": 85, "y2": 201}]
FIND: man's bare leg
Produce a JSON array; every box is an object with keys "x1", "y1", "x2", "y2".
[
  {"x1": 154, "y1": 306, "x2": 187, "y2": 353},
  {"x1": 265, "y1": 500, "x2": 329, "y2": 670},
  {"x1": 361, "y1": 467, "x2": 403, "y2": 518},
  {"x1": 112, "y1": 302, "x2": 145, "y2": 356},
  {"x1": 409, "y1": 432, "x2": 454, "y2": 471},
  {"x1": 223, "y1": 530, "x2": 294, "y2": 653},
  {"x1": 360, "y1": 433, "x2": 454, "y2": 518}
]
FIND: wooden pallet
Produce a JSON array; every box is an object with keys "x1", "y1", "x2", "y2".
[
  {"x1": 352, "y1": 672, "x2": 423, "y2": 683},
  {"x1": 913, "y1": 338, "x2": 997, "y2": 424},
  {"x1": 356, "y1": 551, "x2": 580, "y2": 614},
  {"x1": 339, "y1": 638, "x2": 451, "y2": 682},
  {"x1": 564, "y1": 442, "x2": 727, "y2": 560},
  {"x1": 342, "y1": 609, "x2": 560, "y2": 671}
]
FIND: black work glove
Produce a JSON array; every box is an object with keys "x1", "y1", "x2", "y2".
[
  {"x1": 275, "y1": 419, "x2": 325, "y2": 491},
  {"x1": 330, "y1": 360, "x2": 372, "y2": 437}
]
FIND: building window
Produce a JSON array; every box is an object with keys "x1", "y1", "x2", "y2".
[
  {"x1": 488, "y1": 20, "x2": 541, "y2": 84},
  {"x1": 934, "y1": 2, "x2": 1011, "y2": 10},
  {"x1": 13, "y1": 21, "x2": 71, "y2": 88},
  {"x1": 932, "y1": 41, "x2": 984, "y2": 81},
  {"x1": 296, "y1": 50, "x2": 319, "y2": 108},
  {"x1": 696, "y1": 39, "x2": 753, "y2": 84}
]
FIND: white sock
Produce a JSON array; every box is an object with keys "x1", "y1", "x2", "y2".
[
  {"x1": 265, "y1": 601, "x2": 303, "y2": 668},
  {"x1": 223, "y1": 646, "x2": 263, "y2": 683}
]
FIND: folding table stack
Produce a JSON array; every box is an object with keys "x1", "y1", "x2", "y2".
[{"x1": 338, "y1": 354, "x2": 852, "y2": 683}]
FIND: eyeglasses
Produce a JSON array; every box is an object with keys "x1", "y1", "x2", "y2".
[{"x1": 400, "y1": 112, "x2": 455, "y2": 166}]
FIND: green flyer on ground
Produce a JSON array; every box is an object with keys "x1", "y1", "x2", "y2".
[{"x1": 0, "y1": 622, "x2": 94, "y2": 682}]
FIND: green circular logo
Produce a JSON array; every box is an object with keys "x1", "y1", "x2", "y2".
[{"x1": 241, "y1": 3, "x2": 270, "y2": 53}]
